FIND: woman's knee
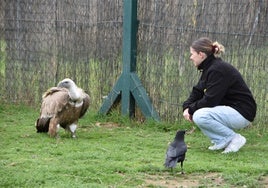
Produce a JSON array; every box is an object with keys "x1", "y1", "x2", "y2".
[{"x1": 192, "y1": 108, "x2": 211, "y2": 127}]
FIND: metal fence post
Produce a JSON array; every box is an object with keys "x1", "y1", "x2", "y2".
[{"x1": 99, "y1": 0, "x2": 160, "y2": 121}]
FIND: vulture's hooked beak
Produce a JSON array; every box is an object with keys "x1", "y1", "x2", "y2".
[
  {"x1": 57, "y1": 81, "x2": 65, "y2": 88},
  {"x1": 57, "y1": 78, "x2": 75, "y2": 90}
]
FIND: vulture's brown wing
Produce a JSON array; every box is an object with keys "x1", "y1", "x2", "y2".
[
  {"x1": 79, "y1": 92, "x2": 90, "y2": 118},
  {"x1": 40, "y1": 87, "x2": 70, "y2": 117}
]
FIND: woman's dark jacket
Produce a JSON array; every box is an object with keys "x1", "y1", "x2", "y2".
[{"x1": 182, "y1": 55, "x2": 257, "y2": 122}]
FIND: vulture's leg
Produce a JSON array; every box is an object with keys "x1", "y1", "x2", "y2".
[
  {"x1": 69, "y1": 123, "x2": 77, "y2": 138},
  {"x1": 48, "y1": 117, "x2": 60, "y2": 138}
]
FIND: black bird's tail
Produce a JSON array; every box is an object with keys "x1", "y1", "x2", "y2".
[{"x1": 164, "y1": 157, "x2": 178, "y2": 168}]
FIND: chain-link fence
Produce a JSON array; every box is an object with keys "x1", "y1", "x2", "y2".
[{"x1": 0, "y1": 0, "x2": 267, "y2": 126}]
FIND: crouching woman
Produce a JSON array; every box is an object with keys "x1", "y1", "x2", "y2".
[{"x1": 182, "y1": 37, "x2": 257, "y2": 154}]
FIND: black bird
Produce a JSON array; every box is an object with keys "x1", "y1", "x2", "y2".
[{"x1": 164, "y1": 130, "x2": 187, "y2": 173}]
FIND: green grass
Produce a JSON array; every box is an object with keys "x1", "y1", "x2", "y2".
[{"x1": 0, "y1": 104, "x2": 267, "y2": 187}]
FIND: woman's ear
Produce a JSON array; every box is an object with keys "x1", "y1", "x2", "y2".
[{"x1": 199, "y1": 52, "x2": 207, "y2": 59}]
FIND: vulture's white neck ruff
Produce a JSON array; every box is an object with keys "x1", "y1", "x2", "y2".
[
  {"x1": 68, "y1": 85, "x2": 81, "y2": 101},
  {"x1": 57, "y1": 78, "x2": 83, "y2": 102}
]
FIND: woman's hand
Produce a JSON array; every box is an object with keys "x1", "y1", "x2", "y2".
[{"x1": 183, "y1": 108, "x2": 193, "y2": 122}]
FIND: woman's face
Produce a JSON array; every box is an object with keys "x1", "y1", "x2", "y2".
[{"x1": 190, "y1": 47, "x2": 206, "y2": 67}]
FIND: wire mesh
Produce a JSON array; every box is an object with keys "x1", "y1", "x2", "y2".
[{"x1": 0, "y1": 0, "x2": 267, "y2": 126}]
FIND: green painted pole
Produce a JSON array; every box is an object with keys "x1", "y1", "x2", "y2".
[
  {"x1": 121, "y1": 0, "x2": 137, "y2": 117},
  {"x1": 99, "y1": 0, "x2": 160, "y2": 121},
  {"x1": 123, "y1": 0, "x2": 137, "y2": 73}
]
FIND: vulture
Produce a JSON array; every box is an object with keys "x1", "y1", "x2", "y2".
[
  {"x1": 36, "y1": 78, "x2": 90, "y2": 138},
  {"x1": 164, "y1": 130, "x2": 187, "y2": 174}
]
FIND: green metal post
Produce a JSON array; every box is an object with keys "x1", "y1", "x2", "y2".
[
  {"x1": 121, "y1": 0, "x2": 137, "y2": 117},
  {"x1": 99, "y1": 0, "x2": 160, "y2": 121}
]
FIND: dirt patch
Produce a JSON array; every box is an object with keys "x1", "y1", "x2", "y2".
[
  {"x1": 95, "y1": 122, "x2": 120, "y2": 128},
  {"x1": 142, "y1": 173, "x2": 268, "y2": 188},
  {"x1": 259, "y1": 175, "x2": 268, "y2": 187},
  {"x1": 142, "y1": 172, "x2": 225, "y2": 188}
]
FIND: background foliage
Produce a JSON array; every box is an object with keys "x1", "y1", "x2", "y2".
[{"x1": 0, "y1": 0, "x2": 267, "y2": 127}]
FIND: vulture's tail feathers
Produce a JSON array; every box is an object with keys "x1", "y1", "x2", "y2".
[{"x1": 36, "y1": 117, "x2": 51, "y2": 133}]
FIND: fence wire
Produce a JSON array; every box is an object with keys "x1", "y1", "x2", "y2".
[{"x1": 0, "y1": 0, "x2": 267, "y2": 126}]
